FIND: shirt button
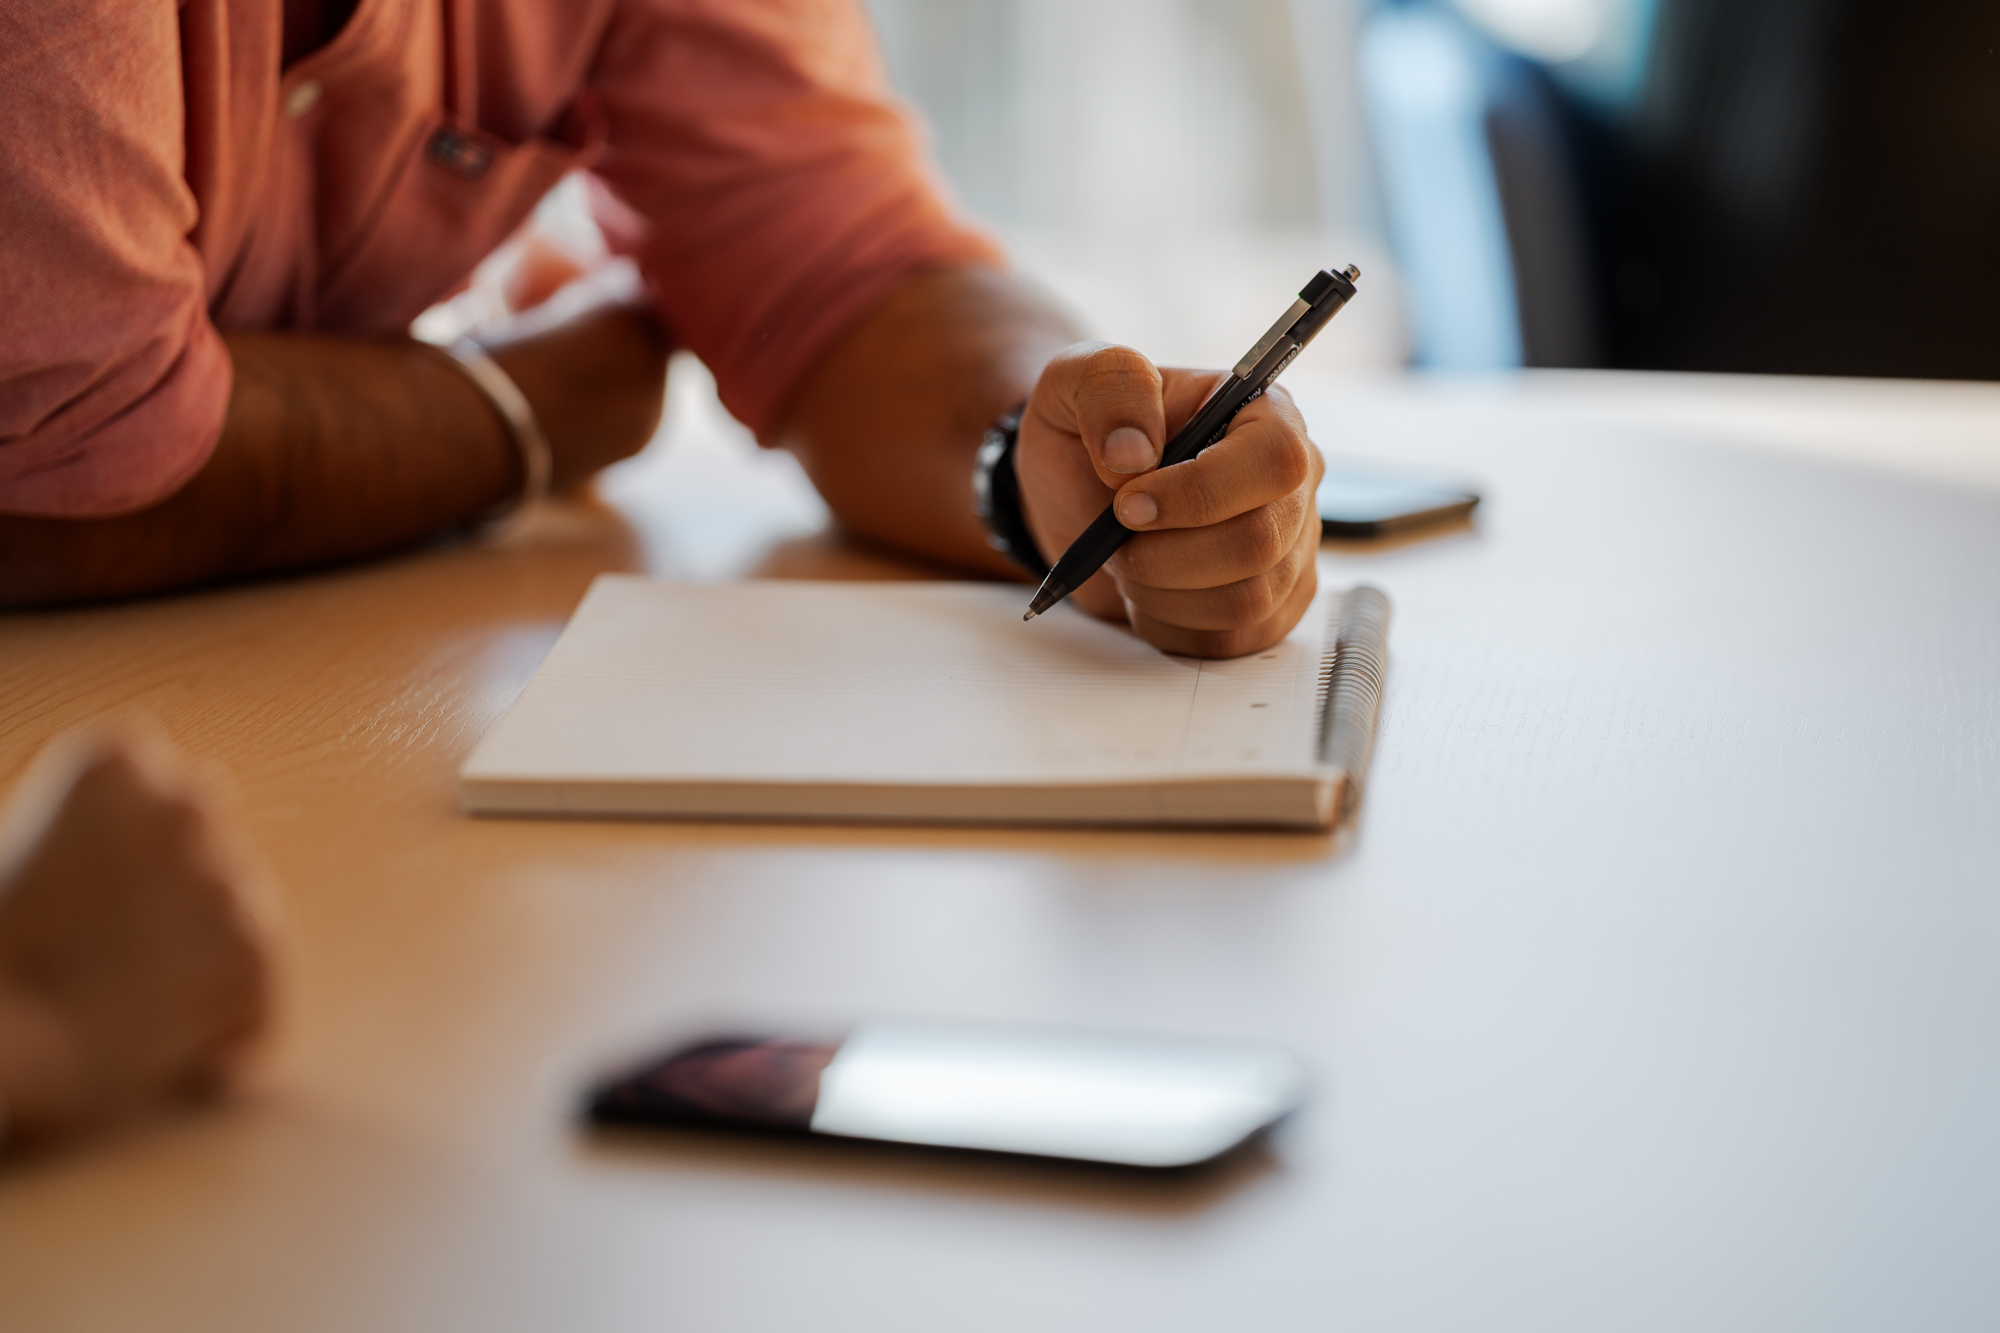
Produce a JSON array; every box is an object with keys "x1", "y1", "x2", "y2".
[{"x1": 284, "y1": 80, "x2": 323, "y2": 118}]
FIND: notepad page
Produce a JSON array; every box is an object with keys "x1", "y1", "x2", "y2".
[{"x1": 463, "y1": 576, "x2": 1333, "y2": 788}]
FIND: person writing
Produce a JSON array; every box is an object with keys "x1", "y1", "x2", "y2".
[{"x1": 0, "y1": 0, "x2": 1323, "y2": 659}]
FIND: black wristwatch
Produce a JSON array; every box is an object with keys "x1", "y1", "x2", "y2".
[{"x1": 972, "y1": 401, "x2": 1051, "y2": 579}]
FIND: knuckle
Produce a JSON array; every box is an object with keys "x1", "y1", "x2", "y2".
[
  {"x1": 1178, "y1": 462, "x2": 1233, "y2": 525},
  {"x1": 1114, "y1": 535, "x2": 1167, "y2": 586},
  {"x1": 1267, "y1": 430, "x2": 1312, "y2": 493},
  {"x1": 1241, "y1": 505, "x2": 1291, "y2": 568},
  {"x1": 1189, "y1": 625, "x2": 1259, "y2": 659},
  {"x1": 1215, "y1": 582, "x2": 1262, "y2": 626},
  {"x1": 1046, "y1": 339, "x2": 1100, "y2": 370},
  {"x1": 1083, "y1": 343, "x2": 1155, "y2": 380},
  {"x1": 1262, "y1": 386, "x2": 1313, "y2": 439},
  {"x1": 1040, "y1": 342, "x2": 1117, "y2": 396},
  {"x1": 1208, "y1": 603, "x2": 1295, "y2": 657},
  {"x1": 1079, "y1": 350, "x2": 1161, "y2": 403},
  {"x1": 1223, "y1": 568, "x2": 1285, "y2": 623},
  {"x1": 1133, "y1": 609, "x2": 1277, "y2": 660}
]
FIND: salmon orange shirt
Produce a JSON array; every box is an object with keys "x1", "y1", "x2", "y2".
[{"x1": 0, "y1": 0, "x2": 999, "y2": 517}]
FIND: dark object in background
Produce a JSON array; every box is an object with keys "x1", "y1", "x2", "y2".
[
  {"x1": 1599, "y1": 0, "x2": 2000, "y2": 379},
  {"x1": 587, "y1": 1020, "x2": 1307, "y2": 1169},
  {"x1": 1317, "y1": 463, "x2": 1480, "y2": 537},
  {"x1": 1371, "y1": 0, "x2": 2000, "y2": 380}
]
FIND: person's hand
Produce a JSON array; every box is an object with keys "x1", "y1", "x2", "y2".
[
  {"x1": 1014, "y1": 342, "x2": 1325, "y2": 658},
  {"x1": 491, "y1": 300, "x2": 671, "y2": 492},
  {"x1": 0, "y1": 737, "x2": 272, "y2": 1150}
]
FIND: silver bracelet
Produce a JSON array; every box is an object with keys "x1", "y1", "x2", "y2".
[{"x1": 436, "y1": 337, "x2": 553, "y2": 520}]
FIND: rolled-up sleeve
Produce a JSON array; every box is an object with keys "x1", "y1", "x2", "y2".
[
  {"x1": 585, "y1": 0, "x2": 1003, "y2": 436},
  {"x1": 0, "y1": 3, "x2": 230, "y2": 518}
]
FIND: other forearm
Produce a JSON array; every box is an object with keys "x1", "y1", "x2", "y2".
[
  {"x1": 0, "y1": 334, "x2": 514, "y2": 606},
  {"x1": 0, "y1": 304, "x2": 667, "y2": 607},
  {"x1": 771, "y1": 266, "x2": 1083, "y2": 578}
]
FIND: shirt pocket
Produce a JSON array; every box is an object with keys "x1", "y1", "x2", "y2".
[{"x1": 315, "y1": 116, "x2": 581, "y2": 334}]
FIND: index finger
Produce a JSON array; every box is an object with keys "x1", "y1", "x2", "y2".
[{"x1": 1111, "y1": 388, "x2": 1317, "y2": 532}]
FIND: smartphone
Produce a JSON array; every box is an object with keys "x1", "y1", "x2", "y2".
[
  {"x1": 586, "y1": 1019, "x2": 1306, "y2": 1169},
  {"x1": 1318, "y1": 463, "x2": 1480, "y2": 538}
]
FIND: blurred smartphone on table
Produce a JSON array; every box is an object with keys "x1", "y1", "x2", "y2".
[
  {"x1": 1318, "y1": 462, "x2": 1480, "y2": 538},
  {"x1": 586, "y1": 1019, "x2": 1306, "y2": 1169}
]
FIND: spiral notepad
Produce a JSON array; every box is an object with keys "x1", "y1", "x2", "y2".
[{"x1": 460, "y1": 574, "x2": 1390, "y2": 829}]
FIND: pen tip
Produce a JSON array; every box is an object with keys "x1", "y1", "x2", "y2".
[
  {"x1": 1344, "y1": 263, "x2": 1361, "y2": 282},
  {"x1": 1023, "y1": 610, "x2": 1036, "y2": 622},
  {"x1": 1024, "y1": 579, "x2": 1069, "y2": 621}
]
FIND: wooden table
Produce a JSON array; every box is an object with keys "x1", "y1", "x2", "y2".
[{"x1": 2, "y1": 366, "x2": 1997, "y2": 1332}]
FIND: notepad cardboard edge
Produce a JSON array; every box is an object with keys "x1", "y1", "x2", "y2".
[
  {"x1": 457, "y1": 770, "x2": 1349, "y2": 830},
  {"x1": 453, "y1": 572, "x2": 1378, "y2": 832}
]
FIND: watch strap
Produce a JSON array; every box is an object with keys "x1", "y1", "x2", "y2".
[{"x1": 972, "y1": 402, "x2": 1050, "y2": 579}]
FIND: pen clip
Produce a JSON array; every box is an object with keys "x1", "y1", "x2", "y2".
[
  {"x1": 1232, "y1": 298, "x2": 1310, "y2": 380},
  {"x1": 1253, "y1": 342, "x2": 1304, "y2": 390}
]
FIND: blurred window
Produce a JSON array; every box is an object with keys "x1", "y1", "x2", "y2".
[{"x1": 863, "y1": 0, "x2": 1409, "y2": 370}]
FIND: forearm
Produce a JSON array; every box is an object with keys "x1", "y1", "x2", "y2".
[
  {"x1": 0, "y1": 304, "x2": 667, "y2": 607},
  {"x1": 0, "y1": 334, "x2": 515, "y2": 606},
  {"x1": 770, "y1": 265, "x2": 1083, "y2": 578}
]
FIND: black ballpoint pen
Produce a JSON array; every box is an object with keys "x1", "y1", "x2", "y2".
[{"x1": 1024, "y1": 264, "x2": 1361, "y2": 622}]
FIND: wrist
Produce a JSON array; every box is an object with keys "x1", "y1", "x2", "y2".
[
  {"x1": 430, "y1": 339, "x2": 552, "y2": 522},
  {"x1": 487, "y1": 304, "x2": 670, "y2": 491},
  {"x1": 973, "y1": 401, "x2": 1050, "y2": 579}
]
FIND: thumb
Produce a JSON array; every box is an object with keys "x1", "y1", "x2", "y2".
[{"x1": 1045, "y1": 342, "x2": 1167, "y2": 486}]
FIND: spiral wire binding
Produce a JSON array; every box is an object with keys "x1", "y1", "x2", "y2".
[{"x1": 1314, "y1": 585, "x2": 1391, "y2": 822}]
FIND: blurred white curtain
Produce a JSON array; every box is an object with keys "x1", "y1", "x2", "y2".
[{"x1": 864, "y1": 0, "x2": 1406, "y2": 371}]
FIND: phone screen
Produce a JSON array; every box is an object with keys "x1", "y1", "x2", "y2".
[
  {"x1": 588, "y1": 1020, "x2": 1305, "y2": 1168},
  {"x1": 591, "y1": 1037, "x2": 836, "y2": 1129}
]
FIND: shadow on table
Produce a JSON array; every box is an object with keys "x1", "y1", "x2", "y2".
[
  {"x1": 745, "y1": 529, "x2": 964, "y2": 583},
  {"x1": 464, "y1": 804, "x2": 1355, "y2": 869},
  {"x1": 1319, "y1": 512, "x2": 1480, "y2": 559},
  {"x1": 575, "y1": 1118, "x2": 1285, "y2": 1219}
]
